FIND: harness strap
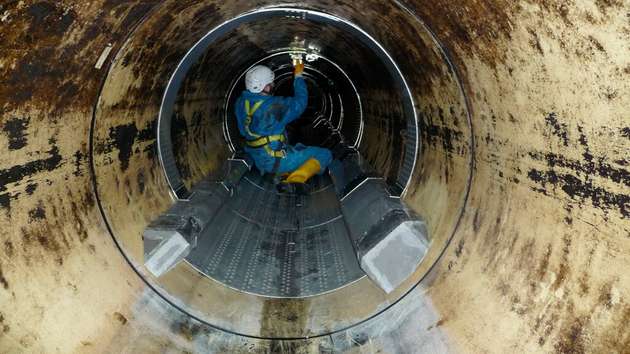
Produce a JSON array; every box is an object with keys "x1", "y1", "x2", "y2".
[
  {"x1": 244, "y1": 100, "x2": 264, "y2": 138},
  {"x1": 263, "y1": 145, "x2": 286, "y2": 158},
  {"x1": 246, "y1": 134, "x2": 285, "y2": 148},
  {"x1": 244, "y1": 99, "x2": 286, "y2": 159}
]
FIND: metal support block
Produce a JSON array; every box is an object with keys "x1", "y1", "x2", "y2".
[
  {"x1": 338, "y1": 177, "x2": 430, "y2": 294},
  {"x1": 360, "y1": 219, "x2": 429, "y2": 294},
  {"x1": 340, "y1": 178, "x2": 401, "y2": 245},
  {"x1": 328, "y1": 150, "x2": 378, "y2": 198},
  {"x1": 221, "y1": 155, "x2": 253, "y2": 190},
  {"x1": 144, "y1": 219, "x2": 192, "y2": 277},
  {"x1": 143, "y1": 180, "x2": 230, "y2": 277}
]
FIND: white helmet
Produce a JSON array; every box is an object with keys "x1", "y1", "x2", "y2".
[{"x1": 245, "y1": 65, "x2": 275, "y2": 93}]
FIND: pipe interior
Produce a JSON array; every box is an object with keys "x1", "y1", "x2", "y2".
[
  {"x1": 167, "y1": 11, "x2": 417, "y2": 194},
  {"x1": 155, "y1": 10, "x2": 426, "y2": 298},
  {"x1": 2, "y1": 0, "x2": 626, "y2": 351},
  {"x1": 90, "y1": 2, "x2": 471, "y2": 337}
]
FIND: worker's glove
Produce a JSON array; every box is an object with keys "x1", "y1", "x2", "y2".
[{"x1": 294, "y1": 62, "x2": 304, "y2": 77}]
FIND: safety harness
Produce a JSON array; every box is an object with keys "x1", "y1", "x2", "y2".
[{"x1": 244, "y1": 100, "x2": 286, "y2": 158}]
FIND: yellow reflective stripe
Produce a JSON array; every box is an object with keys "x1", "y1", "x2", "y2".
[
  {"x1": 245, "y1": 134, "x2": 285, "y2": 148},
  {"x1": 244, "y1": 100, "x2": 264, "y2": 138},
  {"x1": 244, "y1": 99, "x2": 283, "y2": 158},
  {"x1": 251, "y1": 101, "x2": 263, "y2": 114},
  {"x1": 245, "y1": 100, "x2": 263, "y2": 116},
  {"x1": 264, "y1": 145, "x2": 285, "y2": 158},
  {"x1": 244, "y1": 117, "x2": 261, "y2": 138}
]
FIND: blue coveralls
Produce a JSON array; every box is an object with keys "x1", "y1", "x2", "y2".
[{"x1": 235, "y1": 76, "x2": 333, "y2": 175}]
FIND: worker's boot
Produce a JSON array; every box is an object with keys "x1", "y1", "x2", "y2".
[{"x1": 284, "y1": 158, "x2": 321, "y2": 184}]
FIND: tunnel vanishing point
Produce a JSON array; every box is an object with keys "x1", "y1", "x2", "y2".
[{"x1": 0, "y1": 0, "x2": 629, "y2": 353}]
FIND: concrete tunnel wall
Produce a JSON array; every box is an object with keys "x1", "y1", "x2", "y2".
[{"x1": 0, "y1": 0, "x2": 628, "y2": 353}]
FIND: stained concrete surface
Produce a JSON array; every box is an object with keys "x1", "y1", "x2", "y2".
[{"x1": 0, "y1": 0, "x2": 628, "y2": 353}]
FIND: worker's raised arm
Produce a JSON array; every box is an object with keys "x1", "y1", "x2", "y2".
[{"x1": 280, "y1": 64, "x2": 308, "y2": 124}]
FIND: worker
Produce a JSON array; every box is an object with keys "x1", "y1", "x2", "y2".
[{"x1": 234, "y1": 63, "x2": 332, "y2": 185}]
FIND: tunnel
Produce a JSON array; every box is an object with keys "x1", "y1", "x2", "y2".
[{"x1": 0, "y1": 0, "x2": 628, "y2": 353}]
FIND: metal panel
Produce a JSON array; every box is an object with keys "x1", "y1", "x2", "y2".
[
  {"x1": 185, "y1": 170, "x2": 364, "y2": 298},
  {"x1": 328, "y1": 150, "x2": 379, "y2": 198},
  {"x1": 339, "y1": 178, "x2": 401, "y2": 245},
  {"x1": 397, "y1": 113, "x2": 419, "y2": 194},
  {"x1": 221, "y1": 156, "x2": 253, "y2": 189}
]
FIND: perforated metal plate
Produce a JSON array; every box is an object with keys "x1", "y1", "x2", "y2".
[{"x1": 186, "y1": 172, "x2": 365, "y2": 298}]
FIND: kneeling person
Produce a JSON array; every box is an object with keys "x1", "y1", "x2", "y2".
[{"x1": 234, "y1": 63, "x2": 332, "y2": 184}]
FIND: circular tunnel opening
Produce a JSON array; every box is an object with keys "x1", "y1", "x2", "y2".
[
  {"x1": 159, "y1": 8, "x2": 418, "y2": 198},
  {"x1": 92, "y1": 2, "x2": 473, "y2": 339},
  {"x1": 223, "y1": 53, "x2": 363, "y2": 152},
  {"x1": 158, "y1": 8, "x2": 420, "y2": 298}
]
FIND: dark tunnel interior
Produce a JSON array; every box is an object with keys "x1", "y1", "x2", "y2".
[{"x1": 167, "y1": 12, "x2": 417, "y2": 194}]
